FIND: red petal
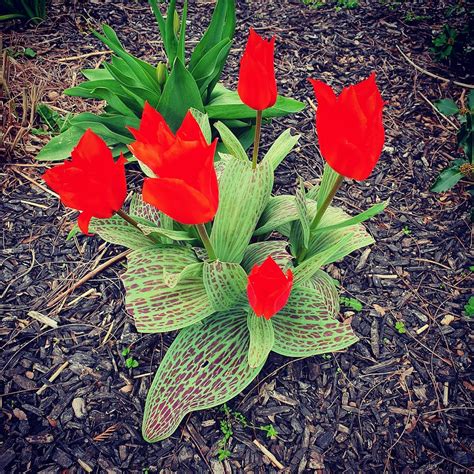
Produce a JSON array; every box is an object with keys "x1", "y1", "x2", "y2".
[{"x1": 77, "y1": 211, "x2": 93, "y2": 235}]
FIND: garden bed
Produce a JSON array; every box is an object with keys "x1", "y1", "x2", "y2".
[{"x1": 1, "y1": 0, "x2": 472, "y2": 472}]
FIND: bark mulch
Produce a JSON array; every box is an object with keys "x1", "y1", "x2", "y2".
[{"x1": 1, "y1": 0, "x2": 473, "y2": 472}]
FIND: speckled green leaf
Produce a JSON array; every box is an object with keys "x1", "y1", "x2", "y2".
[
  {"x1": 262, "y1": 129, "x2": 300, "y2": 171},
  {"x1": 272, "y1": 271, "x2": 358, "y2": 357},
  {"x1": 247, "y1": 310, "x2": 274, "y2": 368},
  {"x1": 211, "y1": 158, "x2": 273, "y2": 262},
  {"x1": 89, "y1": 215, "x2": 154, "y2": 250},
  {"x1": 254, "y1": 195, "x2": 317, "y2": 236},
  {"x1": 306, "y1": 207, "x2": 375, "y2": 262},
  {"x1": 142, "y1": 308, "x2": 263, "y2": 442},
  {"x1": 318, "y1": 164, "x2": 339, "y2": 209},
  {"x1": 163, "y1": 262, "x2": 204, "y2": 288},
  {"x1": 214, "y1": 121, "x2": 247, "y2": 162},
  {"x1": 122, "y1": 247, "x2": 214, "y2": 332},
  {"x1": 138, "y1": 223, "x2": 195, "y2": 242},
  {"x1": 203, "y1": 261, "x2": 247, "y2": 311},
  {"x1": 290, "y1": 179, "x2": 311, "y2": 256},
  {"x1": 241, "y1": 241, "x2": 293, "y2": 273},
  {"x1": 129, "y1": 193, "x2": 161, "y2": 225}
]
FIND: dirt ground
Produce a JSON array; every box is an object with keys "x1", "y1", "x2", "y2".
[{"x1": 1, "y1": 0, "x2": 473, "y2": 472}]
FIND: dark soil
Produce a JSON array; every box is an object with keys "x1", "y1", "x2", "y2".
[{"x1": 1, "y1": 0, "x2": 473, "y2": 472}]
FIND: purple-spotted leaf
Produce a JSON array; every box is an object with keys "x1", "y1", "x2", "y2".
[
  {"x1": 89, "y1": 215, "x2": 155, "y2": 250},
  {"x1": 293, "y1": 234, "x2": 352, "y2": 285},
  {"x1": 306, "y1": 207, "x2": 374, "y2": 262},
  {"x1": 129, "y1": 193, "x2": 161, "y2": 225},
  {"x1": 254, "y1": 195, "x2": 317, "y2": 236},
  {"x1": 163, "y1": 262, "x2": 204, "y2": 289},
  {"x1": 272, "y1": 271, "x2": 358, "y2": 357},
  {"x1": 122, "y1": 247, "x2": 214, "y2": 333},
  {"x1": 138, "y1": 223, "x2": 195, "y2": 242},
  {"x1": 241, "y1": 241, "x2": 293, "y2": 273},
  {"x1": 289, "y1": 178, "x2": 311, "y2": 256},
  {"x1": 210, "y1": 158, "x2": 273, "y2": 263},
  {"x1": 142, "y1": 308, "x2": 263, "y2": 442},
  {"x1": 203, "y1": 261, "x2": 247, "y2": 311},
  {"x1": 247, "y1": 310, "x2": 274, "y2": 368}
]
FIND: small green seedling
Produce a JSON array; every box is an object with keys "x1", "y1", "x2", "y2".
[
  {"x1": 217, "y1": 449, "x2": 231, "y2": 461},
  {"x1": 432, "y1": 25, "x2": 458, "y2": 60},
  {"x1": 321, "y1": 353, "x2": 332, "y2": 360},
  {"x1": 122, "y1": 347, "x2": 139, "y2": 369},
  {"x1": 340, "y1": 296, "x2": 363, "y2": 312},
  {"x1": 402, "y1": 226, "x2": 412, "y2": 235},
  {"x1": 260, "y1": 424, "x2": 278, "y2": 438},
  {"x1": 464, "y1": 296, "x2": 474, "y2": 317},
  {"x1": 395, "y1": 321, "x2": 407, "y2": 334}
]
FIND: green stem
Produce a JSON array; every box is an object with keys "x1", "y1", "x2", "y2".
[
  {"x1": 251, "y1": 109, "x2": 263, "y2": 169},
  {"x1": 116, "y1": 209, "x2": 159, "y2": 244},
  {"x1": 195, "y1": 223, "x2": 216, "y2": 261},
  {"x1": 310, "y1": 174, "x2": 344, "y2": 232}
]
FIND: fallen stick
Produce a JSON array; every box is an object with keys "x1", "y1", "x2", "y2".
[
  {"x1": 36, "y1": 361, "x2": 69, "y2": 395},
  {"x1": 58, "y1": 50, "x2": 113, "y2": 62},
  {"x1": 253, "y1": 439, "x2": 285, "y2": 470}
]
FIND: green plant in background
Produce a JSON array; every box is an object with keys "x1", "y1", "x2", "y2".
[
  {"x1": 340, "y1": 296, "x2": 363, "y2": 312},
  {"x1": 431, "y1": 91, "x2": 474, "y2": 194},
  {"x1": 336, "y1": 0, "x2": 358, "y2": 10},
  {"x1": 122, "y1": 347, "x2": 139, "y2": 369},
  {"x1": 394, "y1": 321, "x2": 407, "y2": 334},
  {"x1": 432, "y1": 25, "x2": 458, "y2": 60},
  {"x1": 31, "y1": 104, "x2": 71, "y2": 136},
  {"x1": 0, "y1": 0, "x2": 46, "y2": 23},
  {"x1": 464, "y1": 296, "x2": 474, "y2": 317},
  {"x1": 36, "y1": 0, "x2": 304, "y2": 162}
]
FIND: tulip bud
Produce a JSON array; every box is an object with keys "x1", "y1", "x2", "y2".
[
  {"x1": 156, "y1": 62, "x2": 167, "y2": 87},
  {"x1": 173, "y1": 10, "x2": 180, "y2": 36}
]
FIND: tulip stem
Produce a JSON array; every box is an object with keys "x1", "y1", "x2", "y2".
[
  {"x1": 298, "y1": 174, "x2": 344, "y2": 263},
  {"x1": 252, "y1": 110, "x2": 263, "y2": 169},
  {"x1": 195, "y1": 224, "x2": 216, "y2": 261},
  {"x1": 116, "y1": 209, "x2": 159, "y2": 244}
]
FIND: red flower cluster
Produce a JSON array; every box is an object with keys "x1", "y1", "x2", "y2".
[
  {"x1": 128, "y1": 103, "x2": 219, "y2": 225},
  {"x1": 309, "y1": 73, "x2": 385, "y2": 181},
  {"x1": 42, "y1": 129, "x2": 126, "y2": 234},
  {"x1": 238, "y1": 28, "x2": 277, "y2": 111},
  {"x1": 247, "y1": 256, "x2": 293, "y2": 320}
]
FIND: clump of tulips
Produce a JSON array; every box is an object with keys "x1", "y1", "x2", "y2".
[{"x1": 43, "y1": 27, "x2": 387, "y2": 442}]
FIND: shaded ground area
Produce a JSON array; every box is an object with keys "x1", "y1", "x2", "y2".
[{"x1": 1, "y1": 0, "x2": 473, "y2": 472}]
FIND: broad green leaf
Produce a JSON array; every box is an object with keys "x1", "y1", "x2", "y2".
[
  {"x1": 129, "y1": 193, "x2": 161, "y2": 226},
  {"x1": 138, "y1": 223, "x2": 196, "y2": 242},
  {"x1": 263, "y1": 129, "x2": 300, "y2": 170},
  {"x1": 158, "y1": 57, "x2": 204, "y2": 131},
  {"x1": 315, "y1": 201, "x2": 388, "y2": 234},
  {"x1": 241, "y1": 241, "x2": 293, "y2": 273},
  {"x1": 211, "y1": 158, "x2": 273, "y2": 262},
  {"x1": 214, "y1": 121, "x2": 247, "y2": 162},
  {"x1": 203, "y1": 261, "x2": 247, "y2": 311},
  {"x1": 294, "y1": 234, "x2": 352, "y2": 285},
  {"x1": 36, "y1": 126, "x2": 84, "y2": 161},
  {"x1": 189, "y1": 0, "x2": 236, "y2": 72},
  {"x1": 272, "y1": 271, "x2": 358, "y2": 357},
  {"x1": 254, "y1": 195, "x2": 317, "y2": 236},
  {"x1": 434, "y1": 98, "x2": 459, "y2": 116},
  {"x1": 163, "y1": 262, "x2": 204, "y2": 289},
  {"x1": 247, "y1": 311, "x2": 274, "y2": 368},
  {"x1": 305, "y1": 207, "x2": 375, "y2": 262},
  {"x1": 206, "y1": 86, "x2": 305, "y2": 120},
  {"x1": 142, "y1": 307, "x2": 262, "y2": 442},
  {"x1": 89, "y1": 215, "x2": 155, "y2": 250},
  {"x1": 177, "y1": 0, "x2": 188, "y2": 63},
  {"x1": 122, "y1": 247, "x2": 214, "y2": 332},
  {"x1": 165, "y1": 0, "x2": 178, "y2": 64},
  {"x1": 148, "y1": 0, "x2": 166, "y2": 46},
  {"x1": 82, "y1": 68, "x2": 114, "y2": 81},
  {"x1": 292, "y1": 178, "x2": 311, "y2": 250},
  {"x1": 318, "y1": 164, "x2": 339, "y2": 210},
  {"x1": 431, "y1": 165, "x2": 465, "y2": 192},
  {"x1": 190, "y1": 108, "x2": 212, "y2": 144}
]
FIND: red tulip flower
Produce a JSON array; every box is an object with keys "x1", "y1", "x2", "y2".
[
  {"x1": 128, "y1": 103, "x2": 219, "y2": 225},
  {"x1": 309, "y1": 73, "x2": 385, "y2": 181},
  {"x1": 238, "y1": 28, "x2": 277, "y2": 111},
  {"x1": 247, "y1": 256, "x2": 293, "y2": 320},
  {"x1": 42, "y1": 129, "x2": 127, "y2": 234}
]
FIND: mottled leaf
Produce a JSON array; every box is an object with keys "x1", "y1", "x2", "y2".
[
  {"x1": 138, "y1": 223, "x2": 196, "y2": 242},
  {"x1": 241, "y1": 241, "x2": 293, "y2": 273},
  {"x1": 247, "y1": 310, "x2": 274, "y2": 368},
  {"x1": 122, "y1": 247, "x2": 214, "y2": 332},
  {"x1": 262, "y1": 129, "x2": 300, "y2": 171},
  {"x1": 211, "y1": 158, "x2": 273, "y2": 262},
  {"x1": 163, "y1": 262, "x2": 204, "y2": 288},
  {"x1": 318, "y1": 164, "x2": 339, "y2": 210},
  {"x1": 142, "y1": 308, "x2": 263, "y2": 442},
  {"x1": 214, "y1": 121, "x2": 247, "y2": 162},
  {"x1": 290, "y1": 179, "x2": 311, "y2": 256},
  {"x1": 272, "y1": 271, "x2": 358, "y2": 357},
  {"x1": 203, "y1": 261, "x2": 247, "y2": 311},
  {"x1": 129, "y1": 193, "x2": 161, "y2": 225}
]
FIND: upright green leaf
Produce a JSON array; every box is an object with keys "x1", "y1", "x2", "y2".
[
  {"x1": 214, "y1": 121, "x2": 247, "y2": 161},
  {"x1": 272, "y1": 271, "x2": 358, "y2": 357},
  {"x1": 263, "y1": 129, "x2": 300, "y2": 171},
  {"x1": 122, "y1": 247, "x2": 214, "y2": 332},
  {"x1": 290, "y1": 178, "x2": 311, "y2": 253},
  {"x1": 142, "y1": 308, "x2": 263, "y2": 442},
  {"x1": 203, "y1": 261, "x2": 247, "y2": 311},
  {"x1": 158, "y1": 57, "x2": 204, "y2": 131},
  {"x1": 241, "y1": 241, "x2": 293, "y2": 273},
  {"x1": 190, "y1": 108, "x2": 212, "y2": 144},
  {"x1": 318, "y1": 164, "x2": 339, "y2": 210},
  {"x1": 247, "y1": 311, "x2": 274, "y2": 368},
  {"x1": 211, "y1": 158, "x2": 273, "y2": 262}
]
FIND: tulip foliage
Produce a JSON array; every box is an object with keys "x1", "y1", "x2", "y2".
[
  {"x1": 36, "y1": 0, "x2": 303, "y2": 162},
  {"x1": 43, "y1": 22, "x2": 388, "y2": 443}
]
